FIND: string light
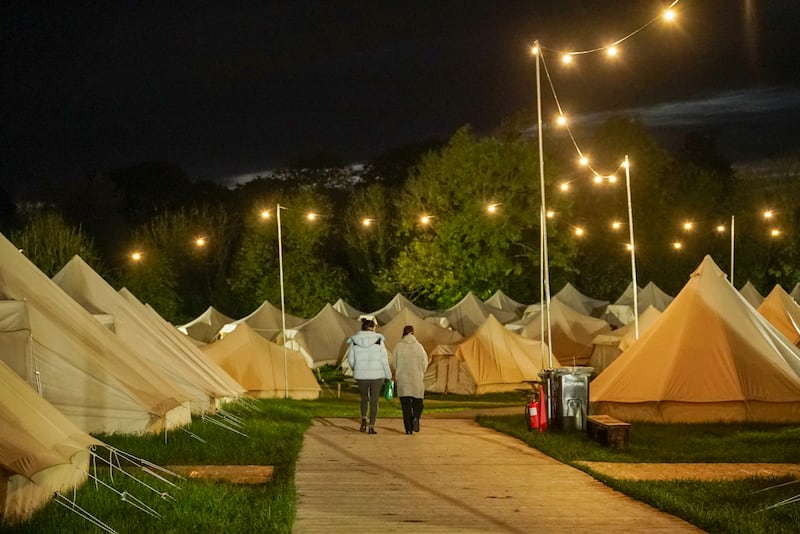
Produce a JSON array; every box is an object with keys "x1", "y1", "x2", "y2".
[
  {"x1": 559, "y1": 182, "x2": 571, "y2": 192},
  {"x1": 573, "y1": 226, "x2": 585, "y2": 237},
  {"x1": 672, "y1": 241, "x2": 683, "y2": 250},
  {"x1": 682, "y1": 221, "x2": 694, "y2": 232},
  {"x1": 486, "y1": 203, "x2": 501, "y2": 214},
  {"x1": 195, "y1": 237, "x2": 207, "y2": 248},
  {"x1": 611, "y1": 221, "x2": 623, "y2": 231},
  {"x1": 420, "y1": 215, "x2": 434, "y2": 225},
  {"x1": 361, "y1": 218, "x2": 374, "y2": 227},
  {"x1": 763, "y1": 210, "x2": 774, "y2": 219},
  {"x1": 306, "y1": 212, "x2": 318, "y2": 221},
  {"x1": 579, "y1": 156, "x2": 590, "y2": 166},
  {"x1": 546, "y1": 210, "x2": 556, "y2": 219},
  {"x1": 260, "y1": 209, "x2": 271, "y2": 220},
  {"x1": 606, "y1": 46, "x2": 619, "y2": 58},
  {"x1": 556, "y1": 115, "x2": 568, "y2": 126},
  {"x1": 771, "y1": 228, "x2": 781, "y2": 237},
  {"x1": 716, "y1": 224, "x2": 726, "y2": 233},
  {"x1": 130, "y1": 251, "x2": 143, "y2": 262}
]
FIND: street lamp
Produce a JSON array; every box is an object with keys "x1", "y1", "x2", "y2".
[{"x1": 275, "y1": 204, "x2": 289, "y2": 399}]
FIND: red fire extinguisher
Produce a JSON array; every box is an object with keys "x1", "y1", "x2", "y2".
[{"x1": 526, "y1": 396, "x2": 540, "y2": 432}]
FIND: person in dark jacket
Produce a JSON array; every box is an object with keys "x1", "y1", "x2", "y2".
[{"x1": 347, "y1": 318, "x2": 392, "y2": 434}]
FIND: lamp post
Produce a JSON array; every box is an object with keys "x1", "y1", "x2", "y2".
[
  {"x1": 533, "y1": 40, "x2": 554, "y2": 369},
  {"x1": 623, "y1": 155, "x2": 639, "y2": 339},
  {"x1": 276, "y1": 203, "x2": 289, "y2": 399}
]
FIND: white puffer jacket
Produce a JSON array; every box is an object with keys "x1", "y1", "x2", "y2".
[{"x1": 347, "y1": 330, "x2": 392, "y2": 381}]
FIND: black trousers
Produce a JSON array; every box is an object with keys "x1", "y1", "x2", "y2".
[
  {"x1": 357, "y1": 379, "x2": 383, "y2": 426},
  {"x1": 400, "y1": 396, "x2": 423, "y2": 432}
]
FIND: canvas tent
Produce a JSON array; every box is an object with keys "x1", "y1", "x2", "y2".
[
  {"x1": 219, "y1": 300, "x2": 305, "y2": 341},
  {"x1": 117, "y1": 288, "x2": 245, "y2": 402},
  {"x1": 281, "y1": 304, "x2": 360, "y2": 368},
  {"x1": 438, "y1": 292, "x2": 518, "y2": 337},
  {"x1": 589, "y1": 306, "x2": 662, "y2": 373},
  {"x1": 368, "y1": 294, "x2": 435, "y2": 325},
  {"x1": 177, "y1": 306, "x2": 234, "y2": 344},
  {"x1": 202, "y1": 324, "x2": 320, "y2": 399},
  {"x1": 378, "y1": 307, "x2": 463, "y2": 354},
  {"x1": 508, "y1": 298, "x2": 611, "y2": 366},
  {"x1": 604, "y1": 282, "x2": 673, "y2": 327},
  {"x1": 553, "y1": 283, "x2": 609, "y2": 317},
  {"x1": 757, "y1": 285, "x2": 800, "y2": 346},
  {"x1": 332, "y1": 298, "x2": 365, "y2": 320},
  {"x1": 424, "y1": 315, "x2": 557, "y2": 395},
  {"x1": 484, "y1": 290, "x2": 526, "y2": 317},
  {"x1": 740, "y1": 281, "x2": 765, "y2": 309},
  {"x1": 0, "y1": 358, "x2": 103, "y2": 524},
  {"x1": 53, "y1": 256, "x2": 243, "y2": 414},
  {"x1": 792, "y1": 283, "x2": 800, "y2": 303},
  {"x1": 590, "y1": 255, "x2": 800, "y2": 423},
  {"x1": 0, "y1": 234, "x2": 191, "y2": 434}
]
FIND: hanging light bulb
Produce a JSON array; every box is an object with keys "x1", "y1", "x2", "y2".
[
  {"x1": 606, "y1": 46, "x2": 619, "y2": 57},
  {"x1": 574, "y1": 226, "x2": 585, "y2": 237},
  {"x1": 611, "y1": 221, "x2": 623, "y2": 231},
  {"x1": 531, "y1": 44, "x2": 539, "y2": 56},
  {"x1": 556, "y1": 114, "x2": 568, "y2": 126},
  {"x1": 664, "y1": 9, "x2": 676, "y2": 22},
  {"x1": 672, "y1": 241, "x2": 683, "y2": 250},
  {"x1": 559, "y1": 182, "x2": 570, "y2": 192},
  {"x1": 562, "y1": 53, "x2": 573, "y2": 64},
  {"x1": 260, "y1": 209, "x2": 271, "y2": 219},
  {"x1": 579, "y1": 156, "x2": 590, "y2": 166}
]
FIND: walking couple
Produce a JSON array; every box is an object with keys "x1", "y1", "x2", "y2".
[{"x1": 347, "y1": 319, "x2": 429, "y2": 435}]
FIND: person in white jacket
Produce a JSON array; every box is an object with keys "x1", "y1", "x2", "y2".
[
  {"x1": 347, "y1": 318, "x2": 392, "y2": 434},
  {"x1": 393, "y1": 325, "x2": 429, "y2": 435}
]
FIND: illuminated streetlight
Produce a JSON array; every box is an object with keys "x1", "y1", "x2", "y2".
[
  {"x1": 530, "y1": 44, "x2": 539, "y2": 56},
  {"x1": 260, "y1": 209, "x2": 271, "y2": 220}
]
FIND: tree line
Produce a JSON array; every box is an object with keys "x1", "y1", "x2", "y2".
[{"x1": 3, "y1": 115, "x2": 799, "y2": 324}]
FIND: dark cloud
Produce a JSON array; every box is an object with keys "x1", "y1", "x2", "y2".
[{"x1": 2, "y1": 1, "x2": 798, "y2": 190}]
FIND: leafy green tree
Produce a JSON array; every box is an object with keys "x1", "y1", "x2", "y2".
[
  {"x1": 11, "y1": 211, "x2": 102, "y2": 277},
  {"x1": 382, "y1": 126, "x2": 574, "y2": 308},
  {"x1": 341, "y1": 183, "x2": 400, "y2": 309},
  {"x1": 228, "y1": 187, "x2": 350, "y2": 318},
  {"x1": 118, "y1": 205, "x2": 242, "y2": 322}
]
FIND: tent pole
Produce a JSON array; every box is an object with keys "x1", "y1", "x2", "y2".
[{"x1": 624, "y1": 156, "x2": 639, "y2": 340}]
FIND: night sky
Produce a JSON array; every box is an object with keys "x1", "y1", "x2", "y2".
[{"x1": 2, "y1": 1, "x2": 799, "y2": 191}]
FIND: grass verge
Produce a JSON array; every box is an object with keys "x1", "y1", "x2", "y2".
[{"x1": 477, "y1": 414, "x2": 800, "y2": 533}]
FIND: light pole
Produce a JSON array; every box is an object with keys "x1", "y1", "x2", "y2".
[
  {"x1": 533, "y1": 40, "x2": 554, "y2": 369},
  {"x1": 623, "y1": 156, "x2": 639, "y2": 339},
  {"x1": 276, "y1": 203, "x2": 289, "y2": 399}
]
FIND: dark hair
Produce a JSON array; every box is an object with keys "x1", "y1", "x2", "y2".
[
  {"x1": 361, "y1": 318, "x2": 376, "y2": 330},
  {"x1": 402, "y1": 325, "x2": 414, "y2": 337}
]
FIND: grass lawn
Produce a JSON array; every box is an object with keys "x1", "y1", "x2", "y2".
[
  {"x1": 478, "y1": 414, "x2": 800, "y2": 534},
  {"x1": 2, "y1": 390, "x2": 520, "y2": 534},
  {"x1": 8, "y1": 386, "x2": 800, "y2": 534}
]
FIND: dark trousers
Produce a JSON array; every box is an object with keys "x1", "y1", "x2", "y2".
[
  {"x1": 400, "y1": 396, "x2": 423, "y2": 432},
  {"x1": 357, "y1": 379, "x2": 383, "y2": 426}
]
